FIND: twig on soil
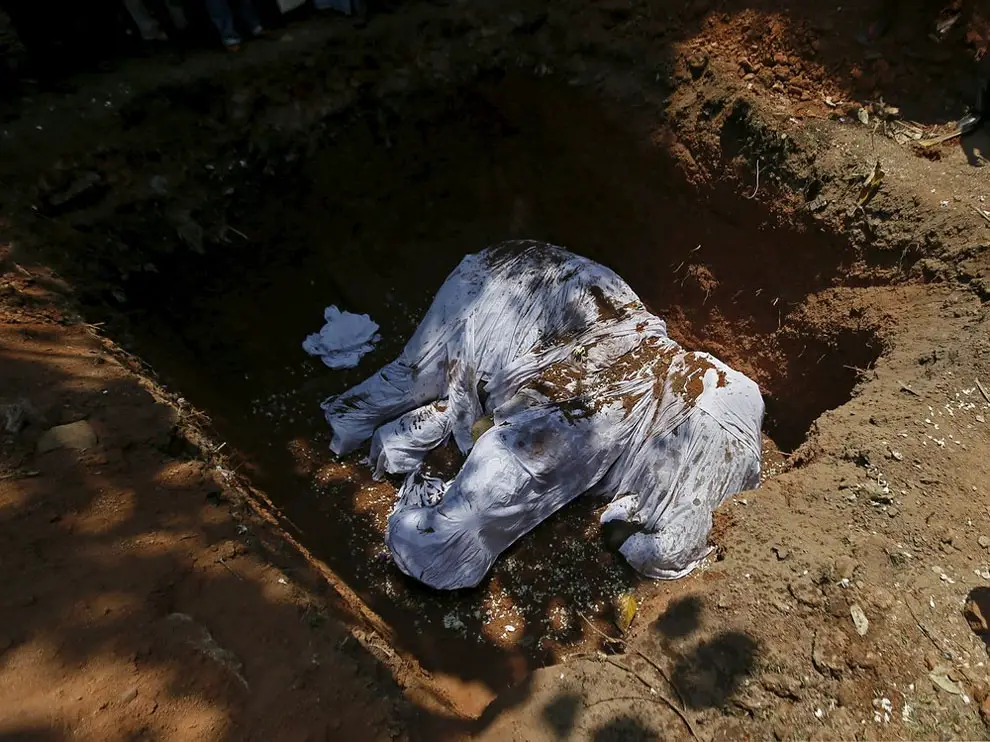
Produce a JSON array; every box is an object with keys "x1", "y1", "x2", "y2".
[
  {"x1": 844, "y1": 364, "x2": 875, "y2": 378},
  {"x1": 971, "y1": 205, "x2": 990, "y2": 225},
  {"x1": 216, "y1": 556, "x2": 244, "y2": 581},
  {"x1": 577, "y1": 612, "x2": 685, "y2": 707},
  {"x1": 976, "y1": 377, "x2": 990, "y2": 404},
  {"x1": 744, "y1": 159, "x2": 761, "y2": 199},
  {"x1": 599, "y1": 656, "x2": 702, "y2": 739},
  {"x1": 906, "y1": 599, "x2": 947, "y2": 654},
  {"x1": 0, "y1": 470, "x2": 39, "y2": 481},
  {"x1": 603, "y1": 655, "x2": 657, "y2": 690},
  {"x1": 585, "y1": 692, "x2": 700, "y2": 740},
  {"x1": 899, "y1": 381, "x2": 921, "y2": 397},
  {"x1": 227, "y1": 226, "x2": 249, "y2": 240},
  {"x1": 917, "y1": 129, "x2": 964, "y2": 148}
]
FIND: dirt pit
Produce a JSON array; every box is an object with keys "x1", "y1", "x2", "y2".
[{"x1": 90, "y1": 74, "x2": 886, "y2": 711}]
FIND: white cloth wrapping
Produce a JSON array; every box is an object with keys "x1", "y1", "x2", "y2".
[
  {"x1": 321, "y1": 242, "x2": 764, "y2": 589},
  {"x1": 302, "y1": 306, "x2": 380, "y2": 369}
]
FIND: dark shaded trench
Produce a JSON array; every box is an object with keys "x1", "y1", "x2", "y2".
[{"x1": 80, "y1": 74, "x2": 884, "y2": 702}]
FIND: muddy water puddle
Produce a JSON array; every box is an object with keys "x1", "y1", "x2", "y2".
[{"x1": 114, "y1": 75, "x2": 876, "y2": 707}]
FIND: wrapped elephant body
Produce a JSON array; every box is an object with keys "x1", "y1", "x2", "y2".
[{"x1": 322, "y1": 242, "x2": 765, "y2": 590}]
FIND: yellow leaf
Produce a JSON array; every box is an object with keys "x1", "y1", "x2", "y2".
[{"x1": 614, "y1": 592, "x2": 638, "y2": 633}]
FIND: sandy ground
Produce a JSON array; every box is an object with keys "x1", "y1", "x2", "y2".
[{"x1": 2, "y1": 0, "x2": 990, "y2": 740}]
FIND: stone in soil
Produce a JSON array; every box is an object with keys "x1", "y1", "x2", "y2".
[
  {"x1": 36, "y1": 420, "x2": 97, "y2": 453},
  {"x1": 812, "y1": 627, "x2": 849, "y2": 677},
  {"x1": 790, "y1": 574, "x2": 824, "y2": 607}
]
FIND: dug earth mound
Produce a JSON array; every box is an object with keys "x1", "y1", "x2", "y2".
[{"x1": 1, "y1": 1, "x2": 989, "y2": 740}]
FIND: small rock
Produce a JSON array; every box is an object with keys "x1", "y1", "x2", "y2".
[
  {"x1": 45, "y1": 170, "x2": 104, "y2": 211},
  {"x1": 850, "y1": 604, "x2": 870, "y2": 636},
  {"x1": 733, "y1": 683, "x2": 771, "y2": 713},
  {"x1": 978, "y1": 535, "x2": 990, "y2": 550},
  {"x1": 965, "y1": 595, "x2": 989, "y2": 634},
  {"x1": 868, "y1": 587, "x2": 895, "y2": 611},
  {"x1": 686, "y1": 53, "x2": 709, "y2": 77},
  {"x1": 930, "y1": 668, "x2": 965, "y2": 696},
  {"x1": 834, "y1": 556, "x2": 859, "y2": 581},
  {"x1": 0, "y1": 400, "x2": 30, "y2": 435},
  {"x1": 887, "y1": 507, "x2": 899, "y2": 518},
  {"x1": 888, "y1": 449, "x2": 903, "y2": 461},
  {"x1": 813, "y1": 627, "x2": 849, "y2": 677},
  {"x1": 37, "y1": 420, "x2": 97, "y2": 453},
  {"x1": 772, "y1": 544, "x2": 790, "y2": 561},
  {"x1": 857, "y1": 107, "x2": 870, "y2": 125},
  {"x1": 790, "y1": 574, "x2": 824, "y2": 607},
  {"x1": 862, "y1": 481, "x2": 893, "y2": 504},
  {"x1": 761, "y1": 672, "x2": 802, "y2": 700},
  {"x1": 118, "y1": 686, "x2": 138, "y2": 705}
]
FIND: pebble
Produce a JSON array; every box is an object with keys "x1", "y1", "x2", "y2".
[
  {"x1": 979, "y1": 535, "x2": 990, "y2": 550},
  {"x1": 850, "y1": 604, "x2": 870, "y2": 636},
  {"x1": 118, "y1": 687, "x2": 139, "y2": 705}
]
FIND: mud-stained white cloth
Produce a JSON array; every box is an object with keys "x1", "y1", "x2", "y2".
[
  {"x1": 303, "y1": 306, "x2": 380, "y2": 369},
  {"x1": 320, "y1": 242, "x2": 764, "y2": 589}
]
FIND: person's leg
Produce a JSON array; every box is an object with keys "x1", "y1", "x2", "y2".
[
  {"x1": 163, "y1": 0, "x2": 189, "y2": 30},
  {"x1": 123, "y1": 0, "x2": 168, "y2": 41},
  {"x1": 203, "y1": 0, "x2": 241, "y2": 46},
  {"x1": 232, "y1": 0, "x2": 263, "y2": 35}
]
